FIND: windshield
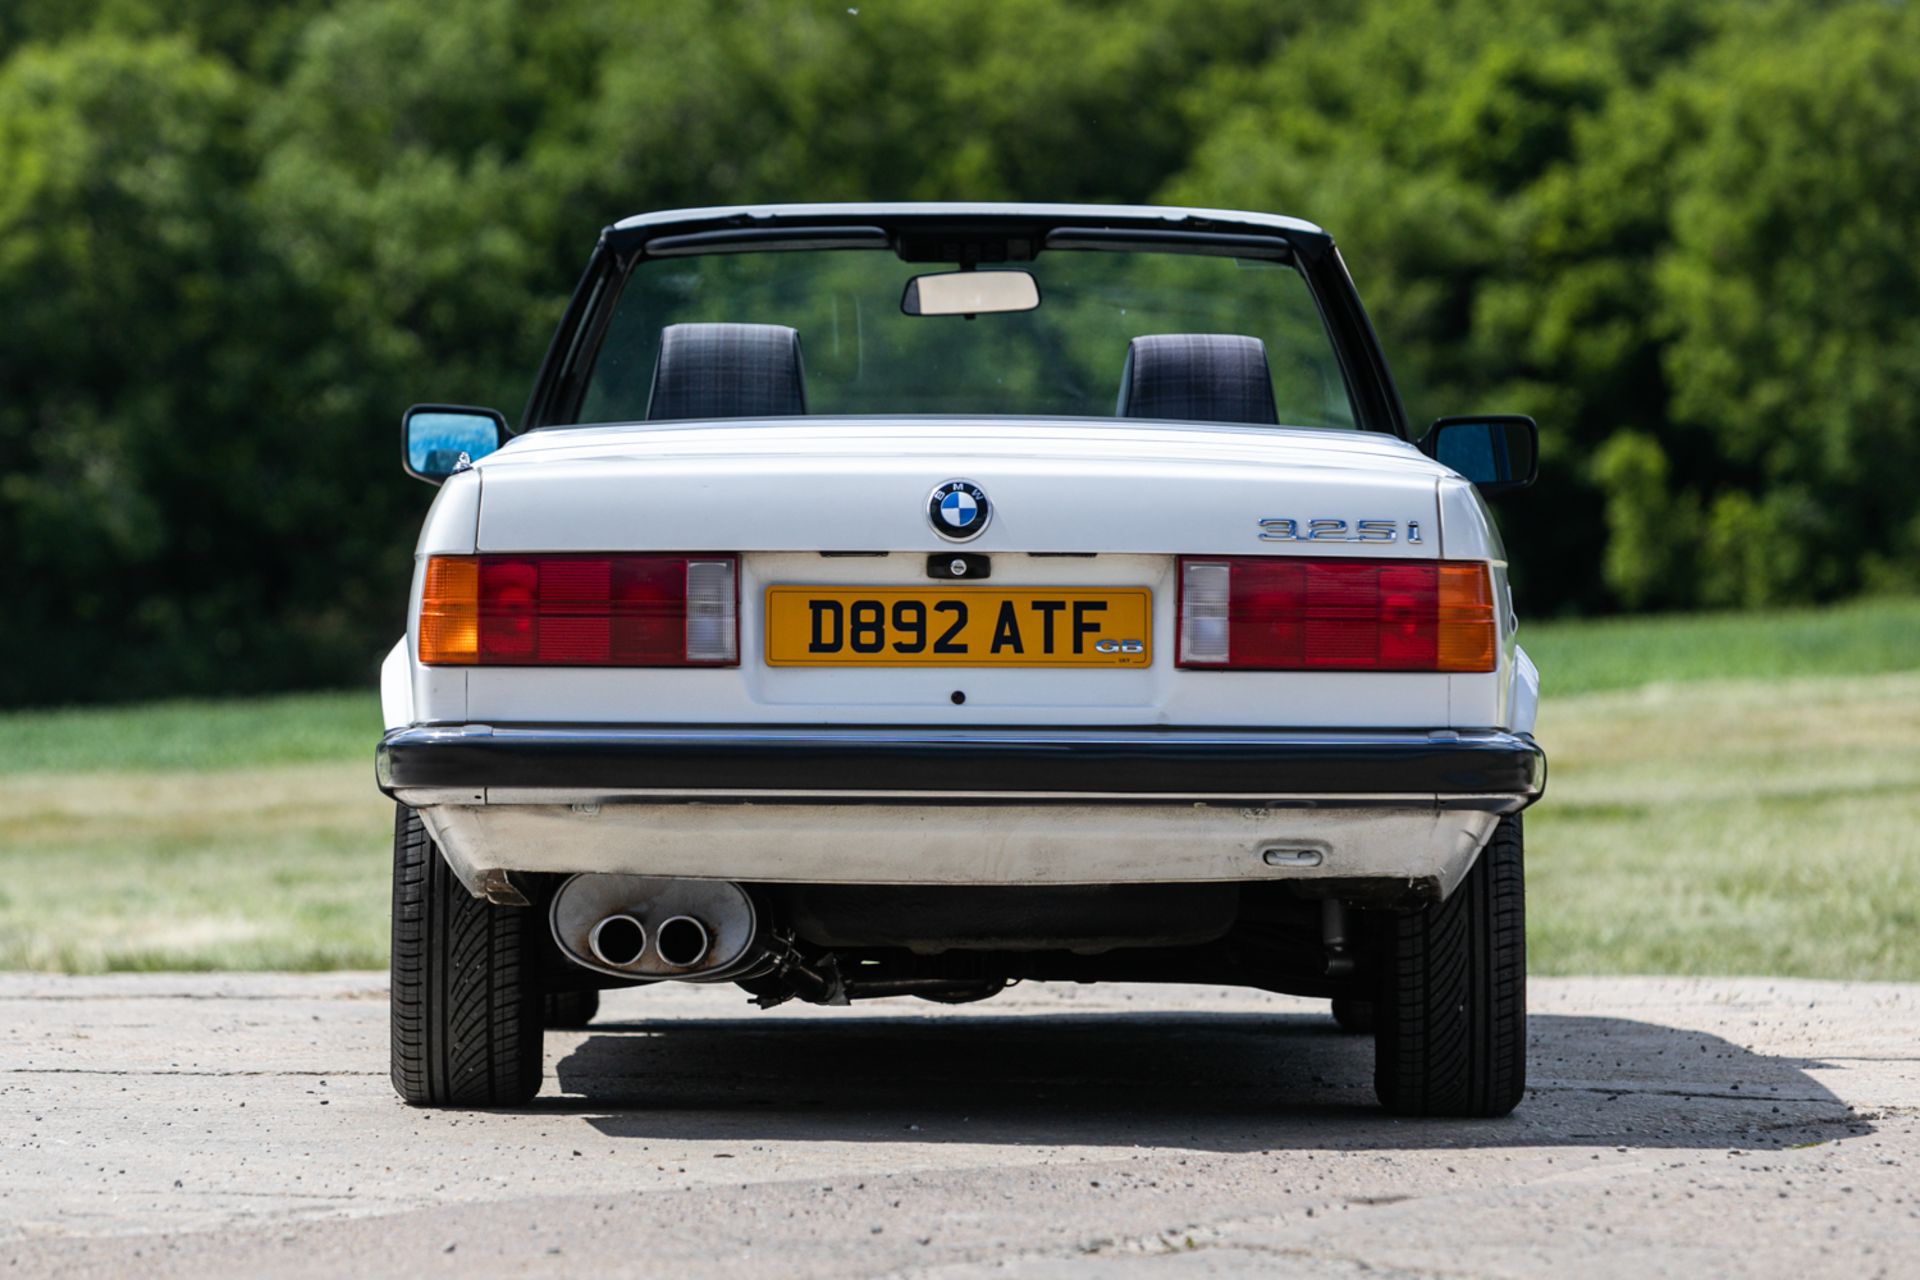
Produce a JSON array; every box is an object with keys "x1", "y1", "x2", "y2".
[{"x1": 572, "y1": 248, "x2": 1356, "y2": 430}]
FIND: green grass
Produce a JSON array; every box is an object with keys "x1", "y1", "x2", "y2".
[
  {"x1": 1528, "y1": 674, "x2": 1920, "y2": 979},
  {"x1": 0, "y1": 763, "x2": 391, "y2": 971},
  {"x1": 0, "y1": 691, "x2": 381, "y2": 773},
  {"x1": 1, "y1": 598, "x2": 1915, "y2": 975},
  {"x1": 1522, "y1": 595, "x2": 1920, "y2": 695},
  {"x1": 0, "y1": 690, "x2": 387, "y2": 971}
]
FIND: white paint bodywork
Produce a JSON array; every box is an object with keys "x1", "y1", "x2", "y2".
[
  {"x1": 383, "y1": 419, "x2": 1520, "y2": 731},
  {"x1": 383, "y1": 416, "x2": 1536, "y2": 893},
  {"x1": 1511, "y1": 646, "x2": 1541, "y2": 736}
]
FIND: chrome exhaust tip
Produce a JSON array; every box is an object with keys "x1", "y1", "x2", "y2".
[
  {"x1": 587, "y1": 914, "x2": 647, "y2": 968},
  {"x1": 653, "y1": 915, "x2": 711, "y2": 969}
]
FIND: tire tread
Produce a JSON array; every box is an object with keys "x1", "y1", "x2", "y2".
[
  {"x1": 1373, "y1": 814, "x2": 1527, "y2": 1117},
  {"x1": 389, "y1": 805, "x2": 542, "y2": 1106}
]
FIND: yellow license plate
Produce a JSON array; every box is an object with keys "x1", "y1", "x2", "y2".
[{"x1": 765, "y1": 587, "x2": 1152, "y2": 667}]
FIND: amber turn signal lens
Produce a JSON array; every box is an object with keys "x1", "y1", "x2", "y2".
[
  {"x1": 1436, "y1": 562, "x2": 1497, "y2": 673},
  {"x1": 418, "y1": 556, "x2": 480, "y2": 665}
]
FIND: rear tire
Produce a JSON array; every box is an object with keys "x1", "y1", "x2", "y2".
[
  {"x1": 1372, "y1": 814, "x2": 1527, "y2": 1117},
  {"x1": 389, "y1": 805, "x2": 544, "y2": 1107}
]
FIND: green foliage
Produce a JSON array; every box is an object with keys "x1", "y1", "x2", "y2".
[
  {"x1": 1654, "y1": 4, "x2": 1920, "y2": 603},
  {"x1": 0, "y1": 0, "x2": 1915, "y2": 703},
  {"x1": 1589, "y1": 431, "x2": 1697, "y2": 609},
  {"x1": 1170, "y1": 0, "x2": 1919, "y2": 615}
]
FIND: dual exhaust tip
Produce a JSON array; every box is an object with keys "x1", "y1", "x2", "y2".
[
  {"x1": 552, "y1": 875, "x2": 761, "y2": 983},
  {"x1": 586, "y1": 913, "x2": 711, "y2": 971}
]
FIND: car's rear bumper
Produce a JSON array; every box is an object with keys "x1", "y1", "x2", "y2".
[
  {"x1": 377, "y1": 724, "x2": 1545, "y2": 807},
  {"x1": 376, "y1": 725, "x2": 1544, "y2": 899}
]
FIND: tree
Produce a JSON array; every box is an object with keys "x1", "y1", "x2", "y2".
[
  {"x1": 0, "y1": 35, "x2": 326, "y2": 701},
  {"x1": 0, "y1": 0, "x2": 1915, "y2": 703},
  {"x1": 1655, "y1": 2, "x2": 1920, "y2": 604},
  {"x1": 1165, "y1": 0, "x2": 1920, "y2": 614}
]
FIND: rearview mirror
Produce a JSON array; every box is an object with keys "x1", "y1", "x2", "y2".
[
  {"x1": 902, "y1": 269, "x2": 1040, "y2": 317},
  {"x1": 1420, "y1": 415, "x2": 1538, "y2": 495},
  {"x1": 402, "y1": 404, "x2": 508, "y2": 484}
]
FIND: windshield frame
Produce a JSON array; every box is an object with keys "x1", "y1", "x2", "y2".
[{"x1": 520, "y1": 204, "x2": 1409, "y2": 440}]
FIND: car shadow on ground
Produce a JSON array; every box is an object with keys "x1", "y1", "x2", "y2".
[{"x1": 541, "y1": 1009, "x2": 1870, "y2": 1153}]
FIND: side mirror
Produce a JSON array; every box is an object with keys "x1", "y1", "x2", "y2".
[
  {"x1": 402, "y1": 404, "x2": 509, "y2": 485},
  {"x1": 1420, "y1": 415, "x2": 1538, "y2": 495}
]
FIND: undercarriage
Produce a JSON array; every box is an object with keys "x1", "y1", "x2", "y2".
[{"x1": 534, "y1": 879, "x2": 1382, "y2": 1009}]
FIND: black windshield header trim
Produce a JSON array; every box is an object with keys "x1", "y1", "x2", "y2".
[
  {"x1": 607, "y1": 204, "x2": 1333, "y2": 258},
  {"x1": 643, "y1": 226, "x2": 892, "y2": 257},
  {"x1": 1044, "y1": 229, "x2": 1293, "y2": 260}
]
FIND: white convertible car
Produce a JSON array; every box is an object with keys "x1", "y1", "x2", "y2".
[{"x1": 376, "y1": 203, "x2": 1545, "y2": 1113}]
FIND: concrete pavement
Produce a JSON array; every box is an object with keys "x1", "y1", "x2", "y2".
[{"x1": 2, "y1": 974, "x2": 1915, "y2": 1277}]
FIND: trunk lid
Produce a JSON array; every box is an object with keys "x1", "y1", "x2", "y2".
[{"x1": 471, "y1": 419, "x2": 1445, "y2": 555}]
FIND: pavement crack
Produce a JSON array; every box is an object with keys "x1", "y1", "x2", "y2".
[
  {"x1": 0, "y1": 992, "x2": 384, "y2": 1003},
  {"x1": 2, "y1": 1068, "x2": 381, "y2": 1078},
  {"x1": 1531, "y1": 1083, "x2": 1843, "y2": 1105},
  {"x1": 169, "y1": 1188, "x2": 405, "y2": 1204},
  {"x1": 1185, "y1": 1240, "x2": 1483, "y2": 1279}
]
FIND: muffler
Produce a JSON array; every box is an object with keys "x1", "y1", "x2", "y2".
[{"x1": 551, "y1": 875, "x2": 760, "y2": 982}]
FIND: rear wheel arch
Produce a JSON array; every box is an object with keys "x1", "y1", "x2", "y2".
[{"x1": 379, "y1": 640, "x2": 413, "y2": 731}]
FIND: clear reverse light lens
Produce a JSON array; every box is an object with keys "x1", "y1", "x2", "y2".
[
  {"x1": 684, "y1": 558, "x2": 738, "y2": 663},
  {"x1": 1180, "y1": 561, "x2": 1230, "y2": 664}
]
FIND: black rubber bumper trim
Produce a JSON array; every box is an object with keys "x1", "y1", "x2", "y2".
[{"x1": 376, "y1": 726, "x2": 1546, "y2": 805}]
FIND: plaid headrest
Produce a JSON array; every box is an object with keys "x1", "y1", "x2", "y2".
[
  {"x1": 1116, "y1": 334, "x2": 1279, "y2": 426},
  {"x1": 646, "y1": 323, "x2": 809, "y2": 421}
]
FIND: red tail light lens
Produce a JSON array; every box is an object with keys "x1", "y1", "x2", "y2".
[
  {"x1": 1177, "y1": 557, "x2": 1496, "y2": 672},
  {"x1": 419, "y1": 555, "x2": 738, "y2": 666}
]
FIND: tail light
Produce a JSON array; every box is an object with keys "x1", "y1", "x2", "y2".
[
  {"x1": 1178, "y1": 557, "x2": 1496, "y2": 672},
  {"x1": 419, "y1": 554, "x2": 738, "y2": 667}
]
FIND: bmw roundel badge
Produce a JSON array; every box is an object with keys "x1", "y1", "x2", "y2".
[{"x1": 928, "y1": 479, "x2": 991, "y2": 541}]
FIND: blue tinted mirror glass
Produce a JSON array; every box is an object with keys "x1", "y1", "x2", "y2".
[
  {"x1": 1436, "y1": 421, "x2": 1501, "y2": 481},
  {"x1": 1431, "y1": 418, "x2": 1534, "y2": 488},
  {"x1": 406, "y1": 411, "x2": 500, "y2": 479}
]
